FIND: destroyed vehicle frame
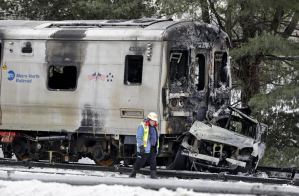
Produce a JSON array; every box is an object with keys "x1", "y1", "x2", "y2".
[{"x1": 173, "y1": 106, "x2": 267, "y2": 173}]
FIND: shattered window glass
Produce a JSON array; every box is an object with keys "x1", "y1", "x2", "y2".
[
  {"x1": 48, "y1": 65, "x2": 77, "y2": 91},
  {"x1": 169, "y1": 50, "x2": 188, "y2": 91},
  {"x1": 124, "y1": 55, "x2": 143, "y2": 85},
  {"x1": 218, "y1": 113, "x2": 256, "y2": 138},
  {"x1": 195, "y1": 54, "x2": 205, "y2": 91},
  {"x1": 214, "y1": 52, "x2": 228, "y2": 88}
]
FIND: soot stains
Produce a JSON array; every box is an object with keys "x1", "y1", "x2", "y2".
[
  {"x1": 79, "y1": 104, "x2": 103, "y2": 133},
  {"x1": 50, "y1": 30, "x2": 86, "y2": 39}
]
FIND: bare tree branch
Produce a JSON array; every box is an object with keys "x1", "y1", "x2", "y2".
[
  {"x1": 283, "y1": 11, "x2": 299, "y2": 38},
  {"x1": 271, "y1": 4, "x2": 285, "y2": 34},
  {"x1": 207, "y1": 0, "x2": 224, "y2": 30},
  {"x1": 200, "y1": 0, "x2": 210, "y2": 23}
]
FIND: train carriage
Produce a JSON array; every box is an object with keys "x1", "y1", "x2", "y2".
[{"x1": 0, "y1": 19, "x2": 266, "y2": 172}]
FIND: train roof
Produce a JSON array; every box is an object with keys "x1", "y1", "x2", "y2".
[{"x1": 0, "y1": 19, "x2": 229, "y2": 43}]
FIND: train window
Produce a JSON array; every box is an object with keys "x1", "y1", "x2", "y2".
[
  {"x1": 48, "y1": 65, "x2": 77, "y2": 91},
  {"x1": 195, "y1": 54, "x2": 205, "y2": 91},
  {"x1": 169, "y1": 51, "x2": 188, "y2": 81},
  {"x1": 21, "y1": 41, "x2": 33, "y2": 56},
  {"x1": 214, "y1": 52, "x2": 228, "y2": 88},
  {"x1": 124, "y1": 55, "x2": 143, "y2": 85}
]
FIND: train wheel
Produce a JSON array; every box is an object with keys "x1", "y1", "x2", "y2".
[
  {"x1": 94, "y1": 157, "x2": 119, "y2": 166},
  {"x1": 16, "y1": 154, "x2": 32, "y2": 161}
]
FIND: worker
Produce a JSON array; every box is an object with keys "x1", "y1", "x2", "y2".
[{"x1": 129, "y1": 112, "x2": 159, "y2": 179}]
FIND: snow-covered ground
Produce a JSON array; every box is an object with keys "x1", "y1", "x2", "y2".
[
  {"x1": 0, "y1": 179, "x2": 254, "y2": 196},
  {"x1": 1, "y1": 162, "x2": 297, "y2": 196}
]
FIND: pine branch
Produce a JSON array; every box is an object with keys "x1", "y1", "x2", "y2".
[{"x1": 265, "y1": 55, "x2": 299, "y2": 61}]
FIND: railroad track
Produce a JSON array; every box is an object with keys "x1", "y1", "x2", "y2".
[{"x1": 0, "y1": 158, "x2": 298, "y2": 186}]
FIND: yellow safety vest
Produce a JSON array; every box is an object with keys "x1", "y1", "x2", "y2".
[{"x1": 137, "y1": 122, "x2": 159, "y2": 148}]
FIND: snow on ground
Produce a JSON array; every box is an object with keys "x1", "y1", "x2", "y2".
[
  {"x1": 0, "y1": 179, "x2": 254, "y2": 196},
  {"x1": 78, "y1": 157, "x2": 96, "y2": 164},
  {"x1": 0, "y1": 163, "x2": 294, "y2": 196}
]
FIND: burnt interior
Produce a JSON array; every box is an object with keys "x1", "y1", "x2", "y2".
[
  {"x1": 217, "y1": 111, "x2": 257, "y2": 139},
  {"x1": 124, "y1": 55, "x2": 143, "y2": 85},
  {"x1": 169, "y1": 50, "x2": 188, "y2": 92},
  {"x1": 214, "y1": 52, "x2": 228, "y2": 88},
  {"x1": 48, "y1": 65, "x2": 77, "y2": 90},
  {"x1": 195, "y1": 54, "x2": 205, "y2": 91}
]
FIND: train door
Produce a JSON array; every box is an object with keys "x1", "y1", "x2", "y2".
[
  {"x1": 214, "y1": 51, "x2": 229, "y2": 89},
  {"x1": 163, "y1": 50, "x2": 189, "y2": 133},
  {"x1": 212, "y1": 51, "x2": 231, "y2": 107},
  {"x1": 192, "y1": 49, "x2": 208, "y2": 121},
  {"x1": 165, "y1": 49, "x2": 209, "y2": 133}
]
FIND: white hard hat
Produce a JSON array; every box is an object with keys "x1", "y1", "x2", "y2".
[{"x1": 148, "y1": 112, "x2": 158, "y2": 121}]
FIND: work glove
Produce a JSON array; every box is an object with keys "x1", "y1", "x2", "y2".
[{"x1": 139, "y1": 145, "x2": 145, "y2": 155}]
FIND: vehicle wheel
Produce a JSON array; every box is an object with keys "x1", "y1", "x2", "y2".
[{"x1": 172, "y1": 146, "x2": 187, "y2": 170}]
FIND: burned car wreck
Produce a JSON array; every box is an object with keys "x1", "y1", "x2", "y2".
[{"x1": 173, "y1": 106, "x2": 267, "y2": 173}]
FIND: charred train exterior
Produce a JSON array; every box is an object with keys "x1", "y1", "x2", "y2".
[{"x1": 0, "y1": 19, "x2": 266, "y2": 171}]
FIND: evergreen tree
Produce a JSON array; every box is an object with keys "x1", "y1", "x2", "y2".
[{"x1": 0, "y1": 0, "x2": 155, "y2": 20}]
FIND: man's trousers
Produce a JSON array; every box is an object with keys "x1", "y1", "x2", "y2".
[{"x1": 133, "y1": 146, "x2": 157, "y2": 171}]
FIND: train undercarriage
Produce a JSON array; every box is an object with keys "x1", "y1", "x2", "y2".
[{"x1": 0, "y1": 107, "x2": 267, "y2": 174}]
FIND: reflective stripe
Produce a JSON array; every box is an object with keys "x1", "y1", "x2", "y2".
[{"x1": 140, "y1": 122, "x2": 149, "y2": 147}]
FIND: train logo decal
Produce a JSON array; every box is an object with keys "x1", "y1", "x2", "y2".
[
  {"x1": 106, "y1": 73, "x2": 114, "y2": 82},
  {"x1": 97, "y1": 73, "x2": 105, "y2": 81},
  {"x1": 88, "y1": 72, "x2": 113, "y2": 82},
  {"x1": 7, "y1": 70, "x2": 15, "y2": 81},
  {"x1": 7, "y1": 70, "x2": 40, "y2": 83},
  {"x1": 88, "y1": 72, "x2": 97, "y2": 81}
]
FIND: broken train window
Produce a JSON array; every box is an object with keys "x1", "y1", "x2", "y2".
[
  {"x1": 124, "y1": 55, "x2": 143, "y2": 85},
  {"x1": 48, "y1": 65, "x2": 78, "y2": 91},
  {"x1": 195, "y1": 54, "x2": 205, "y2": 91},
  {"x1": 169, "y1": 50, "x2": 188, "y2": 90},
  {"x1": 214, "y1": 52, "x2": 228, "y2": 88}
]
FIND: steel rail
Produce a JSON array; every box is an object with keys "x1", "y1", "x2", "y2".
[
  {"x1": 257, "y1": 166, "x2": 299, "y2": 178},
  {"x1": 0, "y1": 158, "x2": 298, "y2": 186},
  {"x1": 0, "y1": 170, "x2": 299, "y2": 196}
]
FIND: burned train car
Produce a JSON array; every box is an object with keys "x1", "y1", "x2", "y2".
[{"x1": 0, "y1": 19, "x2": 266, "y2": 172}]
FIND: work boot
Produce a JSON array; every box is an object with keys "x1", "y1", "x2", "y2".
[
  {"x1": 150, "y1": 170, "x2": 157, "y2": 179},
  {"x1": 129, "y1": 168, "x2": 137, "y2": 178}
]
